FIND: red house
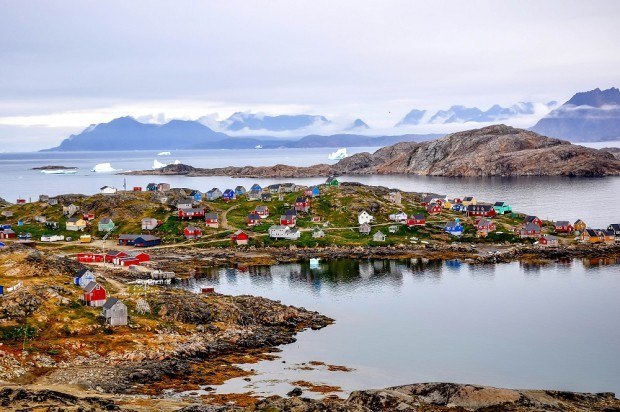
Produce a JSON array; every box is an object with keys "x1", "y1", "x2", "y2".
[
  {"x1": 232, "y1": 230, "x2": 250, "y2": 245},
  {"x1": 82, "y1": 213, "x2": 95, "y2": 221},
  {"x1": 184, "y1": 226, "x2": 203, "y2": 239},
  {"x1": 524, "y1": 215, "x2": 542, "y2": 227},
  {"x1": 133, "y1": 186, "x2": 142, "y2": 191},
  {"x1": 178, "y1": 208, "x2": 205, "y2": 220},
  {"x1": 294, "y1": 197, "x2": 311, "y2": 213},
  {"x1": 426, "y1": 203, "x2": 442, "y2": 215},
  {"x1": 254, "y1": 206, "x2": 270, "y2": 218},
  {"x1": 16, "y1": 198, "x2": 26, "y2": 204},
  {"x1": 280, "y1": 215, "x2": 297, "y2": 227},
  {"x1": 466, "y1": 204, "x2": 497, "y2": 218},
  {"x1": 554, "y1": 221, "x2": 574, "y2": 233},
  {"x1": 105, "y1": 250, "x2": 127, "y2": 263},
  {"x1": 0, "y1": 230, "x2": 16, "y2": 239},
  {"x1": 128, "y1": 251, "x2": 150, "y2": 262},
  {"x1": 82, "y1": 282, "x2": 107, "y2": 307},
  {"x1": 406, "y1": 214, "x2": 426, "y2": 227},
  {"x1": 519, "y1": 223, "x2": 542, "y2": 238},
  {"x1": 247, "y1": 213, "x2": 261, "y2": 227},
  {"x1": 205, "y1": 213, "x2": 219, "y2": 228},
  {"x1": 77, "y1": 252, "x2": 104, "y2": 263}
]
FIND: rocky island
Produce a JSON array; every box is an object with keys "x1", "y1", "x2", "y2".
[{"x1": 124, "y1": 125, "x2": 620, "y2": 178}]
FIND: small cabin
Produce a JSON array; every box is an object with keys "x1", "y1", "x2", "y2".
[
  {"x1": 389, "y1": 211, "x2": 408, "y2": 222},
  {"x1": 554, "y1": 221, "x2": 574, "y2": 234},
  {"x1": 312, "y1": 228, "x2": 325, "y2": 238},
  {"x1": 102, "y1": 298, "x2": 128, "y2": 326},
  {"x1": 141, "y1": 217, "x2": 161, "y2": 230},
  {"x1": 232, "y1": 230, "x2": 250, "y2": 245},
  {"x1": 62, "y1": 203, "x2": 79, "y2": 216},
  {"x1": 261, "y1": 193, "x2": 272, "y2": 202},
  {"x1": 607, "y1": 224, "x2": 620, "y2": 238},
  {"x1": 574, "y1": 219, "x2": 587, "y2": 233},
  {"x1": 358, "y1": 211, "x2": 374, "y2": 225},
  {"x1": 524, "y1": 216, "x2": 543, "y2": 227},
  {"x1": 426, "y1": 203, "x2": 442, "y2": 215},
  {"x1": 493, "y1": 202, "x2": 512, "y2": 215},
  {"x1": 373, "y1": 231, "x2": 386, "y2": 242},
  {"x1": 359, "y1": 222, "x2": 371, "y2": 235},
  {"x1": 466, "y1": 204, "x2": 496, "y2": 218},
  {"x1": 82, "y1": 281, "x2": 107, "y2": 307},
  {"x1": 294, "y1": 197, "x2": 311, "y2": 213},
  {"x1": 184, "y1": 226, "x2": 202, "y2": 239},
  {"x1": 452, "y1": 203, "x2": 467, "y2": 213},
  {"x1": 66, "y1": 218, "x2": 87, "y2": 232},
  {"x1": 406, "y1": 214, "x2": 426, "y2": 227},
  {"x1": 133, "y1": 186, "x2": 142, "y2": 191},
  {"x1": 254, "y1": 206, "x2": 270, "y2": 218},
  {"x1": 305, "y1": 186, "x2": 321, "y2": 198},
  {"x1": 248, "y1": 189, "x2": 261, "y2": 201},
  {"x1": 268, "y1": 225, "x2": 300, "y2": 240},
  {"x1": 205, "y1": 213, "x2": 219, "y2": 228},
  {"x1": 178, "y1": 208, "x2": 205, "y2": 220},
  {"x1": 206, "y1": 188, "x2": 222, "y2": 201},
  {"x1": 520, "y1": 223, "x2": 542, "y2": 238},
  {"x1": 235, "y1": 186, "x2": 247, "y2": 196},
  {"x1": 445, "y1": 221, "x2": 464, "y2": 236},
  {"x1": 156, "y1": 183, "x2": 171, "y2": 192},
  {"x1": 222, "y1": 189, "x2": 236, "y2": 201},
  {"x1": 539, "y1": 235, "x2": 559, "y2": 247},
  {"x1": 74, "y1": 269, "x2": 96, "y2": 288},
  {"x1": 100, "y1": 186, "x2": 117, "y2": 195},
  {"x1": 247, "y1": 213, "x2": 262, "y2": 227},
  {"x1": 82, "y1": 213, "x2": 95, "y2": 221},
  {"x1": 279, "y1": 215, "x2": 297, "y2": 227},
  {"x1": 325, "y1": 176, "x2": 340, "y2": 187},
  {"x1": 189, "y1": 190, "x2": 202, "y2": 202},
  {"x1": 98, "y1": 217, "x2": 115, "y2": 232}
]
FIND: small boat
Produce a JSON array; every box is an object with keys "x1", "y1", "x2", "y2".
[
  {"x1": 157, "y1": 151, "x2": 171, "y2": 156},
  {"x1": 328, "y1": 148, "x2": 347, "y2": 160},
  {"x1": 40, "y1": 169, "x2": 77, "y2": 175}
]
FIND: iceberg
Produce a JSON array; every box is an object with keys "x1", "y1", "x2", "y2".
[
  {"x1": 153, "y1": 159, "x2": 181, "y2": 169},
  {"x1": 91, "y1": 163, "x2": 119, "y2": 173},
  {"x1": 328, "y1": 148, "x2": 348, "y2": 160},
  {"x1": 157, "y1": 151, "x2": 172, "y2": 156}
]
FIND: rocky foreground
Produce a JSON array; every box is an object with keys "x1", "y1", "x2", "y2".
[
  {"x1": 2, "y1": 382, "x2": 618, "y2": 411},
  {"x1": 125, "y1": 125, "x2": 620, "y2": 177}
]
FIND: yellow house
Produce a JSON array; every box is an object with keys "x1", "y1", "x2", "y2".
[
  {"x1": 580, "y1": 229, "x2": 601, "y2": 243},
  {"x1": 574, "y1": 219, "x2": 587, "y2": 233},
  {"x1": 80, "y1": 235, "x2": 92, "y2": 243},
  {"x1": 66, "y1": 218, "x2": 87, "y2": 231},
  {"x1": 442, "y1": 200, "x2": 453, "y2": 210},
  {"x1": 461, "y1": 196, "x2": 477, "y2": 206}
]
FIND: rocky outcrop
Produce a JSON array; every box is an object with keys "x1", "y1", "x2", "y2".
[
  {"x1": 124, "y1": 125, "x2": 620, "y2": 177},
  {"x1": 0, "y1": 387, "x2": 122, "y2": 411}
]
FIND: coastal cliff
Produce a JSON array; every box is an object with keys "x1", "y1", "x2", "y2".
[{"x1": 125, "y1": 125, "x2": 620, "y2": 177}]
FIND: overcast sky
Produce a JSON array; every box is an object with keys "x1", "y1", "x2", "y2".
[{"x1": 1, "y1": 0, "x2": 619, "y2": 151}]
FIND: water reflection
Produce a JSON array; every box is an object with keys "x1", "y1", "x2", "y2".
[{"x1": 176, "y1": 257, "x2": 620, "y2": 397}]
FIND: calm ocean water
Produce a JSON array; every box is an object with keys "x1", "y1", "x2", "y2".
[
  {"x1": 180, "y1": 258, "x2": 620, "y2": 397},
  {"x1": 0, "y1": 145, "x2": 618, "y2": 227}
]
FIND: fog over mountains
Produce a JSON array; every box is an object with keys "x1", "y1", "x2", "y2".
[{"x1": 45, "y1": 88, "x2": 620, "y2": 151}]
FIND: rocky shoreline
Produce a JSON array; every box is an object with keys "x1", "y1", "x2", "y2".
[{"x1": 2, "y1": 382, "x2": 618, "y2": 411}]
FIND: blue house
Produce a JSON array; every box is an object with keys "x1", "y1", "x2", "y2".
[
  {"x1": 0, "y1": 224, "x2": 11, "y2": 230},
  {"x1": 235, "y1": 186, "x2": 247, "y2": 196},
  {"x1": 189, "y1": 190, "x2": 202, "y2": 202},
  {"x1": 0, "y1": 242, "x2": 4, "y2": 248},
  {"x1": 146, "y1": 183, "x2": 158, "y2": 191},
  {"x1": 250, "y1": 184, "x2": 262, "y2": 192},
  {"x1": 74, "y1": 269, "x2": 96, "y2": 288},
  {"x1": 133, "y1": 235, "x2": 161, "y2": 247},
  {"x1": 305, "y1": 186, "x2": 320, "y2": 197},
  {"x1": 222, "y1": 189, "x2": 236, "y2": 201},
  {"x1": 452, "y1": 203, "x2": 467, "y2": 212},
  {"x1": 445, "y1": 219, "x2": 464, "y2": 236},
  {"x1": 17, "y1": 220, "x2": 24, "y2": 227},
  {"x1": 0, "y1": 285, "x2": 3, "y2": 296}
]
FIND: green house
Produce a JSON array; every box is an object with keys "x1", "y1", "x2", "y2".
[
  {"x1": 493, "y1": 201, "x2": 512, "y2": 215},
  {"x1": 325, "y1": 176, "x2": 340, "y2": 186},
  {"x1": 98, "y1": 217, "x2": 115, "y2": 232}
]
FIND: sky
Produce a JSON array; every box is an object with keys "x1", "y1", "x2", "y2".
[{"x1": 1, "y1": 0, "x2": 619, "y2": 151}]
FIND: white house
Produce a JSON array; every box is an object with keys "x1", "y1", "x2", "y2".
[
  {"x1": 358, "y1": 211, "x2": 374, "y2": 225},
  {"x1": 100, "y1": 186, "x2": 117, "y2": 195},
  {"x1": 268, "y1": 225, "x2": 301, "y2": 240},
  {"x1": 373, "y1": 231, "x2": 387, "y2": 242},
  {"x1": 389, "y1": 211, "x2": 408, "y2": 222}
]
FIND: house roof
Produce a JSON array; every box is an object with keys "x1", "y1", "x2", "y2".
[
  {"x1": 467, "y1": 204, "x2": 493, "y2": 211},
  {"x1": 493, "y1": 201, "x2": 506, "y2": 206},
  {"x1": 119, "y1": 234, "x2": 140, "y2": 240},
  {"x1": 584, "y1": 228, "x2": 598, "y2": 236},
  {"x1": 555, "y1": 221, "x2": 570, "y2": 226},
  {"x1": 106, "y1": 250, "x2": 125, "y2": 257},
  {"x1": 179, "y1": 208, "x2": 204, "y2": 213},
  {"x1": 142, "y1": 217, "x2": 157, "y2": 222},
  {"x1": 254, "y1": 206, "x2": 268, "y2": 212},
  {"x1": 524, "y1": 216, "x2": 540, "y2": 223},
  {"x1": 205, "y1": 213, "x2": 218, "y2": 220},
  {"x1": 411, "y1": 214, "x2": 425, "y2": 220},
  {"x1": 542, "y1": 235, "x2": 557, "y2": 240},
  {"x1": 185, "y1": 226, "x2": 200, "y2": 232},
  {"x1": 235, "y1": 185, "x2": 246, "y2": 190},
  {"x1": 99, "y1": 217, "x2": 113, "y2": 224},
  {"x1": 76, "y1": 268, "x2": 92, "y2": 278},
  {"x1": 223, "y1": 189, "x2": 235, "y2": 195},
  {"x1": 608, "y1": 223, "x2": 620, "y2": 231},
  {"x1": 66, "y1": 217, "x2": 83, "y2": 223},
  {"x1": 248, "y1": 213, "x2": 261, "y2": 220},
  {"x1": 83, "y1": 281, "x2": 101, "y2": 293},
  {"x1": 135, "y1": 235, "x2": 160, "y2": 241},
  {"x1": 445, "y1": 221, "x2": 463, "y2": 229},
  {"x1": 523, "y1": 223, "x2": 541, "y2": 231},
  {"x1": 102, "y1": 297, "x2": 120, "y2": 310},
  {"x1": 269, "y1": 225, "x2": 289, "y2": 231},
  {"x1": 295, "y1": 197, "x2": 308, "y2": 203}
]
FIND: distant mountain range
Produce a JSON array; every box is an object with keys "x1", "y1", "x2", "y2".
[
  {"x1": 396, "y1": 102, "x2": 557, "y2": 126},
  {"x1": 530, "y1": 87, "x2": 620, "y2": 141},
  {"x1": 44, "y1": 87, "x2": 620, "y2": 151},
  {"x1": 44, "y1": 116, "x2": 439, "y2": 151}
]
